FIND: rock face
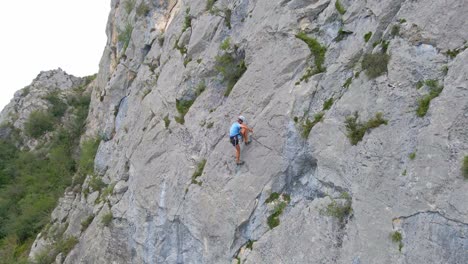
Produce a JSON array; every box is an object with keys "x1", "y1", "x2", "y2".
[
  {"x1": 27, "y1": 0, "x2": 467, "y2": 263},
  {"x1": 0, "y1": 68, "x2": 85, "y2": 127}
]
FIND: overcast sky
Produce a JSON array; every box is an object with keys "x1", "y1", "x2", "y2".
[{"x1": 0, "y1": 0, "x2": 111, "y2": 111}]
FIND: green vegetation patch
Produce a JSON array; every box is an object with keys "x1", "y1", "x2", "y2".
[
  {"x1": 24, "y1": 110, "x2": 55, "y2": 138},
  {"x1": 101, "y1": 212, "x2": 113, "y2": 227},
  {"x1": 136, "y1": 2, "x2": 150, "y2": 16},
  {"x1": 364, "y1": 32, "x2": 372, "y2": 43},
  {"x1": 265, "y1": 192, "x2": 280, "y2": 203},
  {"x1": 215, "y1": 44, "x2": 247, "y2": 97},
  {"x1": 220, "y1": 37, "x2": 231, "y2": 51},
  {"x1": 335, "y1": 28, "x2": 353, "y2": 42},
  {"x1": 264, "y1": 193, "x2": 291, "y2": 229},
  {"x1": 323, "y1": 192, "x2": 352, "y2": 224},
  {"x1": 22, "y1": 87, "x2": 30, "y2": 97},
  {"x1": 295, "y1": 32, "x2": 327, "y2": 74},
  {"x1": 267, "y1": 201, "x2": 287, "y2": 229},
  {"x1": 99, "y1": 183, "x2": 116, "y2": 203},
  {"x1": 88, "y1": 176, "x2": 107, "y2": 193},
  {"x1": 323, "y1": 98, "x2": 334, "y2": 111},
  {"x1": 335, "y1": 0, "x2": 346, "y2": 15},
  {"x1": 391, "y1": 231, "x2": 403, "y2": 251},
  {"x1": 246, "y1": 239, "x2": 255, "y2": 250},
  {"x1": 299, "y1": 67, "x2": 315, "y2": 83},
  {"x1": 124, "y1": 0, "x2": 135, "y2": 14},
  {"x1": 163, "y1": 114, "x2": 170, "y2": 129},
  {"x1": 77, "y1": 137, "x2": 100, "y2": 179},
  {"x1": 174, "y1": 80, "x2": 207, "y2": 124},
  {"x1": 192, "y1": 159, "x2": 207, "y2": 185},
  {"x1": 345, "y1": 112, "x2": 388, "y2": 145},
  {"x1": 44, "y1": 92, "x2": 67, "y2": 118},
  {"x1": 118, "y1": 24, "x2": 133, "y2": 53},
  {"x1": 182, "y1": 8, "x2": 192, "y2": 32},
  {"x1": 223, "y1": 8, "x2": 232, "y2": 29},
  {"x1": 362, "y1": 53, "x2": 390, "y2": 79},
  {"x1": 441, "y1": 65, "x2": 449, "y2": 76},
  {"x1": 195, "y1": 81, "x2": 206, "y2": 96},
  {"x1": 391, "y1": 25, "x2": 400, "y2": 37},
  {"x1": 409, "y1": 152, "x2": 416, "y2": 160},
  {"x1": 463, "y1": 156, "x2": 468, "y2": 179},
  {"x1": 416, "y1": 80, "x2": 443, "y2": 117},
  {"x1": 343, "y1": 77, "x2": 352, "y2": 88},
  {"x1": 416, "y1": 80, "x2": 424, "y2": 89},
  {"x1": 206, "y1": 0, "x2": 218, "y2": 11},
  {"x1": 174, "y1": 38, "x2": 187, "y2": 55},
  {"x1": 80, "y1": 215, "x2": 95, "y2": 232},
  {"x1": 183, "y1": 57, "x2": 192, "y2": 67},
  {"x1": 301, "y1": 112, "x2": 324, "y2": 139},
  {"x1": 34, "y1": 236, "x2": 79, "y2": 264},
  {"x1": 175, "y1": 99, "x2": 194, "y2": 125},
  {"x1": 445, "y1": 46, "x2": 467, "y2": 59},
  {"x1": 0, "y1": 87, "x2": 92, "y2": 263}
]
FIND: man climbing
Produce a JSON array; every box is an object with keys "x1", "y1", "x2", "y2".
[{"x1": 229, "y1": 115, "x2": 253, "y2": 165}]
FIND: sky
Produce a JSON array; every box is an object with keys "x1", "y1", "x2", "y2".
[{"x1": 0, "y1": 0, "x2": 111, "y2": 111}]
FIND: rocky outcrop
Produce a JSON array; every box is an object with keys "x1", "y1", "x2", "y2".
[
  {"x1": 0, "y1": 68, "x2": 92, "y2": 151},
  {"x1": 0, "y1": 68, "x2": 85, "y2": 127},
  {"x1": 27, "y1": 0, "x2": 467, "y2": 263}
]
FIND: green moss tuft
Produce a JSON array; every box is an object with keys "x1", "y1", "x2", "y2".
[
  {"x1": 206, "y1": 0, "x2": 218, "y2": 11},
  {"x1": 267, "y1": 202, "x2": 287, "y2": 229},
  {"x1": 192, "y1": 159, "x2": 207, "y2": 185},
  {"x1": 391, "y1": 231, "x2": 403, "y2": 251},
  {"x1": 364, "y1": 32, "x2": 372, "y2": 42},
  {"x1": 322, "y1": 97, "x2": 333, "y2": 111},
  {"x1": 118, "y1": 24, "x2": 133, "y2": 53},
  {"x1": 182, "y1": 8, "x2": 192, "y2": 32},
  {"x1": 136, "y1": 2, "x2": 150, "y2": 16},
  {"x1": 301, "y1": 112, "x2": 324, "y2": 139},
  {"x1": 343, "y1": 77, "x2": 352, "y2": 88},
  {"x1": 416, "y1": 80, "x2": 443, "y2": 117},
  {"x1": 362, "y1": 53, "x2": 390, "y2": 79},
  {"x1": 101, "y1": 212, "x2": 113, "y2": 227},
  {"x1": 265, "y1": 192, "x2": 280, "y2": 203},
  {"x1": 295, "y1": 32, "x2": 327, "y2": 74},
  {"x1": 345, "y1": 112, "x2": 388, "y2": 145},
  {"x1": 391, "y1": 25, "x2": 400, "y2": 37},
  {"x1": 80, "y1": 215, "x2": 95, "y2": 232},
  {"x1": 335, "y1": 0, "x2": 346, "y2": 15},
  {"x1": 215, "y1": 46, "x2": 247, "y2": 97}
]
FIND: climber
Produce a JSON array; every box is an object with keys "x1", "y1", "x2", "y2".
[{"x1": 229, "y1": 115, "x2": 253, "y2": 165}]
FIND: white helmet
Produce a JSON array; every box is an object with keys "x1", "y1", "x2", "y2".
[{"x1": 238, "y1": 115, "x2": 246, "y2": 123}]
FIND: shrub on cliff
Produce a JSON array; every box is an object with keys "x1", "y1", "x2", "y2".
[
  {"x1": 215, "y1": 41, "x2": 247, "y2": 97},
  {"x1": 362, "y1": 53, "x2": 390, "y2": 79},
  {"x1": 77, "y1": 137, "x2": 101, "y2": 182},
  {"x1": 24, "y1": 110, "x2": 55, "y2": 138},
  {"x1": 345, "y1": 112, "x2": 388, "y2": 145}
]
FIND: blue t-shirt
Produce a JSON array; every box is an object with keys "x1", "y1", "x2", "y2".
[{"x1": 229, "y1": 122, "x2": 241, "y2": 137}]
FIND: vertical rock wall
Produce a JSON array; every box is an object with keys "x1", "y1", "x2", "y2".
[{"x1": 29, "y1": 0, "x2": 468, "y2": 263}]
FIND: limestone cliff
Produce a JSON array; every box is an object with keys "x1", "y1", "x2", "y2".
[{"x1": 21, "y1": 0, "x2": 468, "y2": 263}]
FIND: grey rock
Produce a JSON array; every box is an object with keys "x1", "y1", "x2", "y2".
[
  {"x1": 21, "y1": 0, "x2": 468, "y2": 263},
  {"x1": 394, "y1": 211, "x2": 468, "y2": 264},
  {"x1": 114, "y1": 180, "x2": 129, "y2": 195}
]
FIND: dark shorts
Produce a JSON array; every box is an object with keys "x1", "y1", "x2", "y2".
[{"x1": 230, "y1": 135, "x2": 239, "y2": 146}]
